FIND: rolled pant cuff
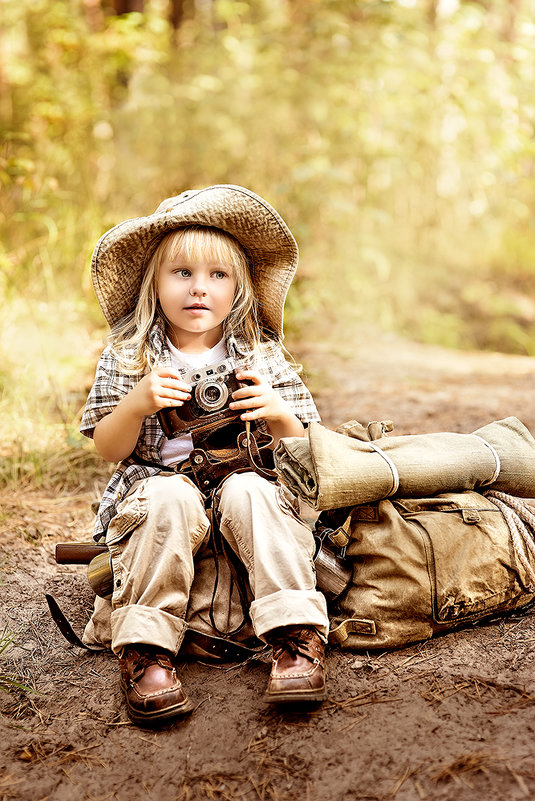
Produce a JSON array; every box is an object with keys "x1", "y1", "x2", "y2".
[
  {"x1": 250, "y1": 589, "x2": 329, "y2": 641},
  {"x1": 110, "y1": 605, "x2": 187, "y2": 656}
]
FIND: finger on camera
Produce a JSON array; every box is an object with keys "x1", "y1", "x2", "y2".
[
  {"x1": 157, "y1": 365, "x2": 183, "y2": 377},
  {"x1": 169, "y1": 385, "x2": 191, "y2": 397},
  {"x1": 160, "y1": 389, "x2": 190, "y2": 403},
  {"x1": 160, "y1": 383, "x2": 190, "y2": 397},
  {"x1": 165, "y1": 378, "x2": 191, "y2": 392},
  {"x1": 172, "y1": 392, "x2": 191, "y2": 404},
  {"x1": 230, "y1": 397, "x2": 263, "y2": 411},
  {"x1": 156, "y1": 395, "x2": 183, "y2": 408},
  {"x1": 240, "y1": 409, "x2": 263, "y2": 421},
  {"x1": 162, "y1": 397, "x2": 185, "y2": 408},
  {"x1": 236, "y1": 369, "x2": 262, "y2": 383},
  {"x1": 231, "y1": 385, "x2": 262, "y2": 401}
]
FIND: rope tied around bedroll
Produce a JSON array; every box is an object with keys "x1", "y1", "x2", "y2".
[{"x1": 485, "y1": 490, "x2": 535, "y2": 589}]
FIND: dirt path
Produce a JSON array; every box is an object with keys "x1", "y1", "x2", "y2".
[{"x1": 2, "y1": 326, "x2": 535, "y2": 801}]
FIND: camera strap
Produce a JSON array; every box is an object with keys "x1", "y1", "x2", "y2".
[
  {"x1": 131, "y1": 421, "x2": 277, "y2": 489},
  {"x1": 242, "y1": 421, "x2": 278, "y2": 481},
  {"x1": 205, "y1": 485, "x2": 252, "y2": 638}
]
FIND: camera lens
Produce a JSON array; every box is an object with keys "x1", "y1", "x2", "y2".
[{"x1": 195, "y1": 378, "x2": 229, "y2": 411}]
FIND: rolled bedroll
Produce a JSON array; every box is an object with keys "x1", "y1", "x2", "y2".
[{"x1": 274, "y1": 416, "x2": 535, "y2": 511}]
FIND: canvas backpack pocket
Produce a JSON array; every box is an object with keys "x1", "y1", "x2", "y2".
[
  {"x1": 328, "y1": 491, "x2": 535, "y2": 651},
  {"x1": 394, "y1": 492, "x2": 534, "y2": 626},
  {"x1": 330, "y1": 499, "x2": 436, "y2": 649}
]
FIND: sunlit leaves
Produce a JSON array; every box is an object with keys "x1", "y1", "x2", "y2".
[{"x1": 2, "y1": 0, "x2": 535, "y2": 353}]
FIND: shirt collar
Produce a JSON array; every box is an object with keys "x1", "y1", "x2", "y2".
[
  {"x1": 149, "y1": 318, "x2": 253, "y2": 363},
  {"x1": 226, "y1": 332, "x2": 253, "y2": 359}
]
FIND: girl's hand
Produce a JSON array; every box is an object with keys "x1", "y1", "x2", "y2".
[
  {"x1": 230, "y1": 370, "x2": 285, "y2": 422},
  {"x1": 128, "y1": 368, "x2": 191, "y2": 418},
  {"x1": 93, "y1": 368, "x2": 191, "y2": 463},
  {"x1": 230, "y1": 370, "x2": 305, "y2": 442}
]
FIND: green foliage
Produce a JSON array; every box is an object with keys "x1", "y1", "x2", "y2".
[
  {"x1": 3, "y1": 0, "x2": 535, "y2": 342},
  {"x1": 2, "y1": 0, "x2": 535, "y2": 484}
]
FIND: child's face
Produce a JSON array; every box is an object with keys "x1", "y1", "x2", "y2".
[{"x1": 157, "y1": 254, "x2": 237, "y2": 348}]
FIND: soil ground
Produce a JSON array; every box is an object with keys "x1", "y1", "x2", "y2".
[{"x1": 3, "y1": 324, "x2": 535, "y2": 801}]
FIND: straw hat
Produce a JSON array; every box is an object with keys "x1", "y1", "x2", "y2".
[{"x1": 91, "y1": 184, "x2": 298, "y2": 338}]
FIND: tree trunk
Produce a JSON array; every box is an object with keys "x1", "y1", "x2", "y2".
[
  {"x1": 112, "y1": 0, "x2": 144, "y2": 14},
  {"x1": 169, "y1": 0, "x2": 187, "y2": 29}
]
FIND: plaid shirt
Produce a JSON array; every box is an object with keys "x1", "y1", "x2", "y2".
[{"x1": 81, "y1": 320, "x2": 320, "y2": 541}]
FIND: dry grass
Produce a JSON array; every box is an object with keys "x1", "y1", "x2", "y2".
[
  {"x1": 220, "y1": 729, "x2": 317, "y2": 801},
  {"x1": 0, "y1": 486, "x2": 98, "y2": 549},
  {"x1": 323, "y1": 689, "x2": 402, "y2": 714},
  {"x1": 17, "y1": 741, "x2": 106, "y2": 768},
  {"x1": 416, "y1": 669, "x2": 535, "y2": 715},
  {"x1": 426, "y1": 750, "x2": 535, "y2": 795},
  {"x1": 176, "y1": 772, "x2": 250, "y2": 801},
  {"x1": 0, "y1": 299, "x2": 108, "y2": 495},
  {"x1": 0, "y1": 627, "x2": 34, "y2": 697},
  {"x1": 0, "y1": 428, "x2": 108, "y2": 494},
  {"x1": 429, "y1": 752, "x2": 496, "y2": 785},
  {"x1": 176, "y1": 763, "x2": 313, "y2": 801}
]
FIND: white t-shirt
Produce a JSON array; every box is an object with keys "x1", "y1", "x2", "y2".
[{"x1": 160, "y1": 337, "x2": 228, "y2": 466}]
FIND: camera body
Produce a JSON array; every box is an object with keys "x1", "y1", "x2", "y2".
[
  {"x1": 183, "y1": 358, "x2": 241, "y2": 421},
  {"x1": 158, "y1": 357, "x2": 244, "y2": 440}
]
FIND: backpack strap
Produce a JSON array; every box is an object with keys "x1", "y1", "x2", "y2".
[
  {"x1": 328, "y1": 617, "x2": 377, "y2": 646},
  {"x1": 45, "y1": 593, "x2": 267, "y2": 663},
  {"x1": 45, "y1": 594, "x2": 104, "y2": 652}
]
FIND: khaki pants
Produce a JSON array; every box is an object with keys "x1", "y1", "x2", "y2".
[{"x1": 91, "y1": 472, "x2": 328, "y2": 655}]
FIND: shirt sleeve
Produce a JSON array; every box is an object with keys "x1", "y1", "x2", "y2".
[
  {"x1": 256, "y1": 341, "x2": 321, "y2": 425},
  {"x1": 80, "y1": 346, "x2": 137, "y2": 438}
]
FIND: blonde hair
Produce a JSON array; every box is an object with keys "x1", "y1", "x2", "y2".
[{"x1": 108, "y1": 226, "x2": 262, "y2": 374}]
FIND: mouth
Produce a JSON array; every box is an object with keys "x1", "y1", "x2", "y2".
[{"x1": 185, "y1": 303, "x2": 210, "y2": 311}]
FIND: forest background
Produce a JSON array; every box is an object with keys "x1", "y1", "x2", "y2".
[{"x1": 2, "y1": 0, "x2": 535, "y2": 492}]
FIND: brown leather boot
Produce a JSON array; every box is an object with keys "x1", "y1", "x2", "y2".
[
  {"x1": 119, "y1": 645, "x2": 194, "y2": 726},
  {"x1": 264, "y1": 626, "x2": 327, "y2": 704}
]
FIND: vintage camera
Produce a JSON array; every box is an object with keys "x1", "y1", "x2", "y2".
[
  {"x1": 184, "y1": 358, "x2": 240, "y2": 418},
  {"x1": 158, "y1": 358, "x2": 244, "y2": 439}
]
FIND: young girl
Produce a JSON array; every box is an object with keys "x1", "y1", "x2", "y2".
[{"x1": 81, "y1": 184, "x2": 329, "y2": 726}]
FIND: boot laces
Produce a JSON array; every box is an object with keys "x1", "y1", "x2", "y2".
[
  {"x1": 269, "y1": 628, "x2": 317, "y2": 663},
  {"x1": 124, "y1": 646, "x2": 173, "y2": 679}
]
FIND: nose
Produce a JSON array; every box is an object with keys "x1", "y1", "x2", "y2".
[{"x1": 190, "y1": 278, "x2": 207, "y2": 297}]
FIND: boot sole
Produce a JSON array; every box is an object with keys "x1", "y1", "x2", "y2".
[
  {"x1": 264, "y1": 688, "x2": 327, "y2": 705},
  {"x1": 120, "y1": 676, "x2": 195, "y2": 726},
  {"x1": 125, "y1": 696, "x2": 195, "y2": 726}
]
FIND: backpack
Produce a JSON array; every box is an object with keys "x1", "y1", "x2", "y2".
[{"x1": 315, "y1": 490, "x2": 535, "y2": 650}]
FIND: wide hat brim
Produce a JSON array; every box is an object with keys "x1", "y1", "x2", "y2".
[{"x1": 91, "y1": 184, "x2": 298, "y2": 338}]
